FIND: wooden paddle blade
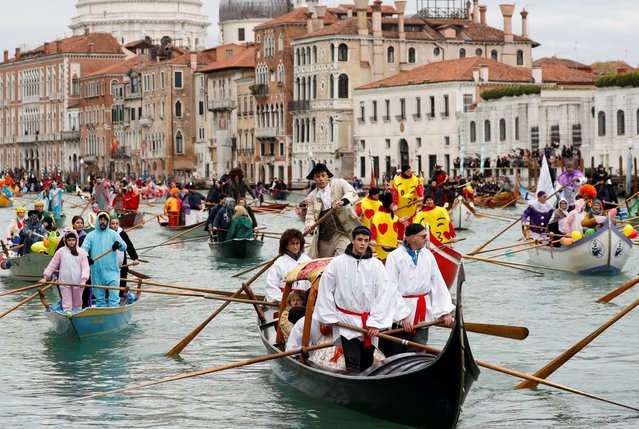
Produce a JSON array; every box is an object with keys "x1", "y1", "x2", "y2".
[
  {"x1": 127, "y1": 269, "x2": 151, "y2": 280},
  {"x1": 462, "y1": 322, "x2": 529, "y2": 340},
  {"x1": 597, "y1": 277, "x2": 639, "y2": 303}
]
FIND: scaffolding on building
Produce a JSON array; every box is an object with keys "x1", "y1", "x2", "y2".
[{"x1": 415, "y1": 0, "x2": 469, "y2": 19}]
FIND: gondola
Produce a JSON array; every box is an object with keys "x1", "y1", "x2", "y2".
[
  {"x1": 448, "y1": 196, "x2": 475, "y2": 230},
  {"x1": 157, "y1": 219, "x2": 208, "y2": 240},
  {"x1": 430, "y1": 237, "x2": 461, "y2": 290},
  {"x1": 116, "y1": 211, "x2": 144, "y2": 228},
  {"x1": 252, "y1": 203, "x2": 289, "y2": 213},
  {"x1": 208, "y1": 237, "x2": 264, "y2": 259},
  {"x1": 43, "y1": 293, "x2": 140, "y2": 340},
  {"x1": 528, "y1": 218, "x2": 632, "y2": 273},
  {"x1": 8, "y1": 251, "x2": 52, "y2": 281},
  {"x1": 258, "y1": 260, "x2": 479, "y2": 428},
  {"x1": 270, "y1": 190, "x2": 289, "y2": 201},
  {"x1": 474, "y1": 191, "x2": 517, "y2": 208}
]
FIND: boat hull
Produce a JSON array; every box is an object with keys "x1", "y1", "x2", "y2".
[
  {"x1": 431, "y1": 240, "x2": 461, "y2": 289},
  {"x1": 8, "y1": 252, "x2": 52, "y2": 281},
  {"x1": 449, "y1": 197, "x2": 474, "y2": 230},
  {"x1": 270, "y1": 191, "x2": 289, "y2": 201},
  {"x1": 44, "y1": 297, "x2": 139, "y2": 340},
  {"x1": 158, "y1": 222, "x2": 208, "y2": 240},
  {"x1": 528, "y1": 219, "x2": 632, "y2": 274},
  {"x1": 208, "y1": 238, "x2": 264, "y2": 259},
  {"x1": 53, "y1": 214, "x2": 67, "y2": 229},
  {"x1": 117, "y1": 211, "x2": 144, "y2": 228},
  {"x1": 0, "y1": 194, "x2": 13, "y2": 208},
  {"x1": 260, "y1": 271, "x2": 478, "y2": 428}
]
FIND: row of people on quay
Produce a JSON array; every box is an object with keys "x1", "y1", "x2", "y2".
[{"x1": 35, "y1": 212, "x2": 140, "y2": 312}]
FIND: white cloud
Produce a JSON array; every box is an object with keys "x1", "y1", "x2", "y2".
[{"x1": 0, "y1": 0, "x2": 637, "y2": 65}]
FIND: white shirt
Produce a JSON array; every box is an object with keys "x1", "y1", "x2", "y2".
[
  {"x1": 313, "y1": 251, "x2": 395, "y2": 347},
  {"x1": 386, "y1": 245, "x2": 455, "y2": 324},
  {"x1": 317, "y1": 185, "x2": 332, "y2": 211},
  {"x1": 285, "y1": 316, "x2": 322, "y2": 352},
  {"x1": 264, "y1": 253, "x2": 312, "y2": 302}
]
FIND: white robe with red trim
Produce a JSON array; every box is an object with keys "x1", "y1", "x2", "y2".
[
  {"x1": 264, "y1": 253, "x2": 312, "y2": 302},
  {"x1": 313, "y1": 252, "x2": 395, "y2": 347},
  {"x1": 385, "y1": 245, "x2": 455, "y2": 324}
]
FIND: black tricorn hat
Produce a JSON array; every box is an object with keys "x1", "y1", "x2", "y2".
[{"x1": 306, "y1": 163, "x2": 334, "y2": 180}]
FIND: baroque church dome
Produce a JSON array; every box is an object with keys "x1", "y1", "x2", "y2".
[{"x1": 219, "y1": 0, "x2": 291, "y2": 22}]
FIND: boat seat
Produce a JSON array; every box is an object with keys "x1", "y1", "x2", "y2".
[{"x1": 360, "y1": 352, "x2": 437, "y2": 376}]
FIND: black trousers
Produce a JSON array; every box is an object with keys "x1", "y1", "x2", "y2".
[
  {"x1": 341, "y1": 336, "x2": 374, "y2": 373},
  {"x1": 379, "y1": 326, "x2": 429, "y2": 358}
]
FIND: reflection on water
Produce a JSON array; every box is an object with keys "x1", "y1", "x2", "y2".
[{"x1": 1, "y1": 203, "x2": 637, "y2": 428}]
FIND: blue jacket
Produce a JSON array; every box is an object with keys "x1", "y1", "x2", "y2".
[{"x1": 82, "y1": 226, "x2": 127, "y2": 286}]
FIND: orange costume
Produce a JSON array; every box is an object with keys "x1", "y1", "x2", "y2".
[
  {"x1": 370, "y1": 207, "x2": 399, "y2": 261},
  {"x1": 355, "y1": 196, "x2": 382, "y2": 228},
  {"x1": 164, "y1": 188, "x2": 182, "y2": 227}
]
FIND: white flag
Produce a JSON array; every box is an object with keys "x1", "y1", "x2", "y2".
[{"x1": 537, "y1": 156, "x2": 557, "y2": 207}]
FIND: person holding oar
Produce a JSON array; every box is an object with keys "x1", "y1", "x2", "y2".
[
  {"x1": 39, "y1": 230, "x2": 90, "y2": 312},
  {"x1": 521, "y1": 190, "x2": 554, "y2": 240},
  {"x1": 390, "y1": 164, "x2": 423, "y2": 240},
  {"x1": 82, "y1": 212, "x2": 127, "y2": 308}
]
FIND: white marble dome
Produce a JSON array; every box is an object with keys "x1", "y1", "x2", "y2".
[
  {"x1": 219, "y1": 0, "x2": 291, "y2": 22},
  {"x1": 69, "y1": 0, "x2": 210, "y2": 50}
]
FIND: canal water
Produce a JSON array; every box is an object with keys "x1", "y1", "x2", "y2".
[{"x1": 0, "y1": 196, "x2": 637, "y2": 428}]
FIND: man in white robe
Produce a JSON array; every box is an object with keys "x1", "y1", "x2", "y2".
[
  {"x1": 313, "y1": 226, "x2": 395, "y2": 373},
  {"x1": 382, "y1": 223, "x2": 455, "y2": 356}
]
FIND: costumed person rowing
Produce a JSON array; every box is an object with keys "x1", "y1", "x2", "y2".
[
  {"x1": 380, "y1": 223, "x2": 454, "y2": 357},
  {"x1": 556, "y1": 161, "x2": 586, "y2": 211},
  {"x1": 370, "y1": 192, "x2": 402, "y2": 262},
  {"x1": 303, "y1": 163, "x2": 361, "y2": 258},
  {"x1": 355, "y1": 187, "x2": 381, "y2": 228},
  {"x1": 413, "y1": 194, "x2": 457, "y2": 245},
  {"x1": 81, "y1": 212, "x2": 127, "y2": 308},
  {"x1": 521, "y1": 191, "x2": 554, "y2": 240},
  {"x1": 264, "y1": 229, "x2": 312, "y2": 303},
  {"x1": 313, "y1": 226, "x2": 396, "y2": 373},
  {"x1": 391, "y1": 164, "x2": 423, "y2": 239}
]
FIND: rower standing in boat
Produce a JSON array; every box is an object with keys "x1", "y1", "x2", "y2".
[
  {"x1": 355, "y1": 187, "x2": 381, "y2": 228},
  {"x1": 381, "y1": 223, "x2": 454, "y2": 357},
  {"x1": 109, "y1": 216, "x2": 140, "y2": 289},
  {"x1": 264, "y1": 229, "x2": 311, "y2": 303},
  {"x1": 182, "y1": 186, "x2": 207, "y2": 225},
  {"x1": 521, "y1": 191, "x2": 554, "y2": 240},
  {"x1": 303, "y1": 163, "x2": 361, "y2": 258},
  {"x1": 164, "y1": 188, "x2": 182, "y2": 227},
  {"x1": 6, "y1": 206, "x2": 27, "y2": 246},
  {"x1": 39, "y1": 230, "x2": 90, "y2": 312},
  {"x1": 556, "y1": 161, "x2": 586, "y2": 211},
  {"x1": 391, "y1": 165, "x2": 423, "y2": 239},
  {"x1": 313, "y1": 226, "x2": 395, "y2": 373},
  {"x1": 82, "y1": 212, "x2": 127, "y2": 308}
]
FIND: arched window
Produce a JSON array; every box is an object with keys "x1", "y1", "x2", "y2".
[
  {"x1": 329, "y1": 75, "x2": 334, "y2": 98},
  {"x1": 499, "y1": 119, "x2": 506, "y2": 141},
  {"x1": 312, "y1": 46, "x2": 317, "y2": 63},
  {"x1": 387, "y1": 46, "x2": 395, "y2": 63},
  {"x1": 597, "y1": 111, "x2": 606, "y2": 136},
  {"x1": 338, "y1": 74, "x2": 349, "y2": 99},
  {"x1": 175, "y1": 131, "x2": 184, "y2": 154},
  {"x1": 470, "y1": 121, "x2": 476, "y2": 142},
  {"x1": 408, "y1": 48, "x2": 416, "y2": 64},
  {"x1": 617, "y1": 110, "x2": 625, "y2": 135},
  {"x1": 296, "y1": 49, "x2": 300, "y2": 66},
  {"x1": 491, "y1": 50, "x2": 498, "y2": 60},
  {"x1": 338, "y1": 43, "x2": 348, "y2": 61},
  {"x1": 475, "y1": 48, "x2": 483, "y2": 56},
  {"x1": 484, "y1": 120, "x2": 491, "y2": 142},
  {"x1": 459, "y1": 48, "x2": 466, "y2": 58},
  {"x1": 175, "y1": 100, "x2": 182, "y2": 117},
  {"x1": 516, "y1": 50, "x2": 524, "y2": 65}
]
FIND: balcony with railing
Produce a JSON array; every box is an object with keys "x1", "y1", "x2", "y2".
[
  {"x1": 61, "y1": 130, "x2": 80, "y2": 140},
  {"x1": 208, "y1": 99, "x2": 237, "y2": 111},
  {"x1": 255, "y1": 127, "x2": 279, "y2": 138},
  {"x1": 288, "y1": 100, "x2": 310, "y2": 112}
]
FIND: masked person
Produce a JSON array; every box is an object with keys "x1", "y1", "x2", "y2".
[{"x1": 81, "y1": 212, "x2": 127, "y2": 307}]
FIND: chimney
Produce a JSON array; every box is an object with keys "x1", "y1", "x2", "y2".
[
  {"x1": 307, "y1": 0, "x2": 318, "y2": 15},
  {"x1": 395, "y1": 1, "x2": 407, "y2": 37},
  {"x1": 346, "y1": 8, "x2": 353, "y2": 18},
  {"x1": 84, "y1": 27, "x2": 90, "y2": 36},
  {"x1": 44, "y1": 42, "x2": 50, "y2": 53},
  {"x1": 472, "y1": 66, "x2": 480, "y2": 82},
  {"x1": 500, "y1": 4, "x2": 515, "y2": 42},
  {"x1": 521, "y1": 8, "x2": 529, "y2": 38},
  {"x1": 372, "y1": 0, "x2": 383, "y2": 37},
  {"x1": 532, "y1": 66, "x2": 542, "y2": 83},
  {"x1": 315, "y1": 6, "x2": 327, "y2": 30},
  {"x1": 354, "y1": 0, "x2": 369, "y2": 36},
  {"x1": 88, "y1": 43, "x2": 94, "y2": 53},
  {"x1": 190, "y1": 52, "x2": 198, "y2": 70},
  {"x1": 15, "y1": 48, "x2": 21, "y2": 60},
  {"x1": 473, "y1": 0, "x2": 480, "y2": 23},
  {"x1": 479, "y1": 5, "x2": 487, "y2": 25},
  {"x1": 56, "y1": 40, "x2": 61, "y2": 53},
  {"x1": 479, "y1": 64, "x2": 489, "y2": 82},
  {"x1": 3, "y1": 51, "x2": 8, "y2": 63}
]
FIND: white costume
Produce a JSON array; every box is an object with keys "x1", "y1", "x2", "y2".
[
  {"x1": 264, "y1": 253, "x2": 312, "y2": 302},
  {"x1": 313, "y1": 251, "x2": 395, "y2": 347},
  {"x1": 386, "y1": 245, "x2": 455, "y2": 325},
  {"x1": 285, "y1": 316, "x2": 321, "y2": 352}
]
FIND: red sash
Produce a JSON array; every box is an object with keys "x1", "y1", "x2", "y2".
[
  {"x1": 337, "y1": 305, "x2": 371, "y2": 347},
  {"x1": 403, "y1": 293, "x2": 429, "y2": 326}
]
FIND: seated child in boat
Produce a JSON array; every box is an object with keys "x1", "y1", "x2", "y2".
[
  {"x1": 226, "y1": 206, "x2": 254, "y2": 241},
  {"x1": 279, "y1": 290, "x2": 305, "y2": 342}
]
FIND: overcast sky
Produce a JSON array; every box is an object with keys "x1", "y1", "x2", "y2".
[{"x1": 1, "y1": 0, "x2": 637, "y2": 65}]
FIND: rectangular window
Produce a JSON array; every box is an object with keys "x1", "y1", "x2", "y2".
[
  {"x1": 444, "y1": 136, "x2": 450, "y2": 146},
  {"x1": 415, "y1": 97, "x2": 421, "y2": 118},
  {"x1": 199, "y1": 127, "x2": 205, "y2": 140},
  {"x1": 384, "y1": 99, "x2": 390, "y2": 121},
  {"x1": 463, "y1": 94, "x2": 473, "y2": 112},
  {"x1": 443, "y1": 95, "x2": 449, "y2": 117},
  {"x1": 385, "y1": 138, "x2": 391, "y2": 149},
  {"x1": 399, "y1": 98, "x2": 406, "y2": 120},
  {"x1": 198, "y1": 101, "x2": 204, "y2": 116},
  {"x1": 174, "y1": 71, "x2": 183, "y2": 89},
  {"x1": 238, "y1": 28, "x2": 246, "y2": 42},
  {"x1": 360, "y1": 156, "x2": 366, "y2": 178},
  {"x1": 279, "y1": 143, "x2": 284, "y2": 156},
  {"x1": 359, "y1": 101, "x2": 365, "y2": 122},
  {"x1": 416, "y1": 137, "x2": 422, "y2": 147},
  {"x1": 160, "y1": 72, "x2": 165, "y2": 89},
  {"x1": 429, "y1": 96, "x2": 435, "y2": 118},
  {"x1": 371, "y1": 100, "x2": 378, "y2": 121}
]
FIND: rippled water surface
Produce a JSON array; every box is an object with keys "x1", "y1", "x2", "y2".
[{"x1": 1, "y1": 195, "x2": 637, "y2": 428}]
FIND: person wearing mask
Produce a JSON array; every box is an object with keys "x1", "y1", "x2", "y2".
[
  {"x1": 391, "y1": 165, "x2": 424, "y2": 239},
  {"x1": 19, "y1": 210, "x2": 46, "y2": 255}
]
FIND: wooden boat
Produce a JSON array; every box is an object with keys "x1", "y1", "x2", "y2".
[
  {"x1": 0, "y1": 194, "x2": 13, "y2": 207},
  {"x1": 8, "y1": 252, "x2": 52, "y2": 281},
  {"x1": 430, "y1": 237, "x2": 462, "y2": 289},
  {"x1": 253, "y1": 203, "x2": 289, "y2": 213},
  {"x1": 116, "y1": 211, "x2": 144, "y2": 228},
  {"x1": 528, "y1": 218, "x2": 632, "y2": 274},
  {"x1": 208, "y1": 237, "x2": 264, "y2": 259},
  {"x1": 258, "y1": 260, "x2": 479, "y2": 428},
  {"x1": 44, "y1": 293, "x2": 139, "y2": 340},
  {"x1": 448, "y1": 196, "x2": 475, "y2": 230},
  {"x1": 158, "y1": 220, "x2": 208, "y2": 240},
  {"x1": 270, "y1": 190, "x2": 289, "y2": 201},
  {"x1": 475, "y1": 191, "x2": 516, "y2": 208}
]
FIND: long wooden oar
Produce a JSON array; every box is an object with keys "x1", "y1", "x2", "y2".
[
  {"x1": 597, "y1": 277, "x2": 639, "y2": 303},
  {"x1": 515, "y1": 297, "x2": 639, "y2": 389},
  {"x1": 79, "y1": 200, "x2": 92, "y2": 217},
  {"x1": 0, "y1": 283, "x2": 54, "y2": 319},
  {"x1": 387, "y1": 318, "x2": 528, "y2": 340},
  {"x1": 474, "y1": 211, "x2": 519, "y2": 222},
  {"x1": 140, "y1": 222, "x2": 206, "y2": 254},
  {"x1": 165, "y1": 256, "x2": 278, "y2": 357},
  {"x1": 123, "y1": 213, "x2": 162, "y2": 234},
  {"x1": 336, "y1": 322, "x2": 639, "y2": 412},
  {"x1": 470, "y1": 240, "x2": 537, "y2": 256},
  {"x1": 487, "y1": 240, "x2": 561, "y2": 259},
  {"x1": 471, "y1": 217, "x2": 520, "y2": 254},
  {"x1": 72, "y1": 341, "x2": 334, "y2": 402},
  {"x1": 231, "y1": 259, "x2": 272, "y2": 278},
  {"x1": 123, "y1": 278, "x2": 264, "y2": 301},
  {"x1": 463, "y1": 254, "x2": 573, "y2": 273}
]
